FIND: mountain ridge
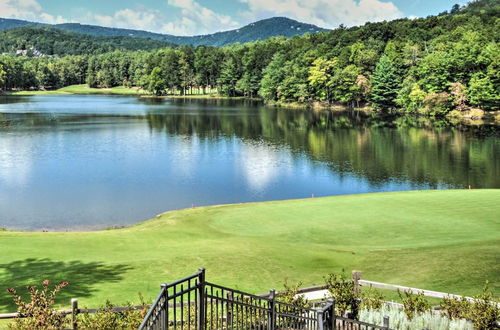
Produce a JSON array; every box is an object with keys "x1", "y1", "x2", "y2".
[{"x1": 0, "y1": 17, "x2": 329, "y2": 47}]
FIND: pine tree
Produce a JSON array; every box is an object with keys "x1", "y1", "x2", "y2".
[{"x1": 370, "y1": 55, "x2": 401, "y2": 111}]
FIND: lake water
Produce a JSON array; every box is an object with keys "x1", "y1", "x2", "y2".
[{"x1": 0, "y1": 95, "x2": 498, "y2": 231}]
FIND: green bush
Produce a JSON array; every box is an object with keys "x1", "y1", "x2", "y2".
[
  {"x1": 440, "y1": 282, "x2": 499, "y2": 330},
  {"x1": 360, "y1": 286, "x2": 384, "y2": 310},
  {"x1": 277, "y1": 280, "x2": 310, "y2": 308},
  {"x1": 420, "y1": 92, "x2": 453, "y2": 116},
  {"x1": 397, "y1": 290, "x2": 431, "y2": 320},
  {"x1": 77, "y1": 300, "x2": 147, "y2": 330},
  {"x1": 324, "y1": 272, "x2": 360, "y2": 318}
]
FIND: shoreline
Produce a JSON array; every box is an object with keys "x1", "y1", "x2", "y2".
[
  {"x1": 2, "y1": 85, "x2": 499, "y2": 125},
  {"x1": 0, "y1": 188, "x2": 495, "y2": 234}
]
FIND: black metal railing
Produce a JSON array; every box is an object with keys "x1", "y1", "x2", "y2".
[
  {"x1": 139, "y1": 269, "x2": 388, "y2": 330},
  {"x1": 139, "y1": 270, "x2": 203, "y2": 330}
]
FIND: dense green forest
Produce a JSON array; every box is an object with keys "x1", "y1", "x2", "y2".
[
  {"x1": 0, "y1": 0, "x2": 498, "y2": 116},
  {"x1": 0, "y1": 26, "x2": 172, "y2": 55}
]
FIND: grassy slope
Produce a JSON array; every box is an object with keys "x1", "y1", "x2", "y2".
[
  {"x1": 8, "y1": 85, "x2": 229, "y2": 99},
  {"x1": 0, "y1": 190, "x2": 498, "y2": 313},
  {"x1": 10, "y1": 84, "x2": 147, "y2": 95}
]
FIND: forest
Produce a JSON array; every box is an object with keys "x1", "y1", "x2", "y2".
[{"x1": 0, "y1": 0, "x2": 498, "y2": 115}]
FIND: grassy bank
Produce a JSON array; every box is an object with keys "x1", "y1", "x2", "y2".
[
  {"x1": 8, "y1": 85, "x2": 250, "y2": 100},
  {"x1": 0, "y1": 190, "x2": 498, "y2": 313},
  {"x1": 9, "y1": 84, "x2": 147, "y2": 96}
]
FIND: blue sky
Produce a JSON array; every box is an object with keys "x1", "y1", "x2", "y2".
[{"x1": 1, "y1": 0, "x2": 468, "y2": 35}]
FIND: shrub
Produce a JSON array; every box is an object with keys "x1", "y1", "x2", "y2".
[
  {"x1": 440, "y1": 282, "x2": 499, "y2": 330},
  {"x1": 7, "y1": 280, "x2": 69, "y2": 329},
  {"x1": 440, "y1": 295, "x2": 470, "y2": 319},
  {"x1": 277, "y1": 280, "x2": 310, "y2": 308},
  {"x1": 360, "y1": 285, "x2": 384, "y2": 310},
  {"x1": 78, "y1": 300, "x2": 147, "y2": 330},
  {"x1": 397, "y1": 290, "x2": 431, "y2": 320},
  {"x1": 468, "y1": 283, "x2": 499, "y2": 330},
  {"x1": 420, "y1": 92, "x2": 452, "y2": 116},
  {"x1": 324, "y1": 272, "x2": 360, "y2": 318}
]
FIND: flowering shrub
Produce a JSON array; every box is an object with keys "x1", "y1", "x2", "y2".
[{"x1": 7, "y1": 280, "x2": 69, "y2": 329}]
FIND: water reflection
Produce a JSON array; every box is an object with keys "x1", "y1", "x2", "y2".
[
  {"x1": 0, "y1": 96, "x2": 498, "y2": 230},
  {"x1": 144, "y1": 100, "x2": 499, "y2": 188}
]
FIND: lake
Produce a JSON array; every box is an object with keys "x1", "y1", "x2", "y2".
[{"x1": 0, "y1": 95, "x2": 498, "y2": 231}]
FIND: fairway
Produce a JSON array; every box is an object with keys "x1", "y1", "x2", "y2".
[
  {"x1": 10, "y1": 84, "x2": 146, "y2": 96},
  {"x1": 0, "y1": 190, "x2": 498, "y2": 312}
]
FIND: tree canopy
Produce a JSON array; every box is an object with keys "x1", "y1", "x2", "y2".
[{"x1": 0, "y1": 1, "x2": 498, "y2": 115}]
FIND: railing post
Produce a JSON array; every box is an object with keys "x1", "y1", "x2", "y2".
[
  {"x1": 317, "y1": 310, "x2": 324, "y2": 330},
  {"x1": 197, "y1": 268, "x2": 206, "y2": 330},
  {"x1": 226, "y1": 291, "x2": 233, "y2": 328},
  {"x1": 328, "y1": 299, "x2": 336, "y2": 330},
  {"x1": 383, "y1": 316, "x2": 390, "y2": 330},
  {"x1": 161, "y1": 283, "x2": 167, "y2": 329},
  {"x1": 268, "y1": 289, "x2": 276, "y2": 330},
  {"x1": 71, "y1": 298, "x2": 78, "y2": 330},
  {"x1": 352, "y1": 270, "x2": 362, "y2": 296}
]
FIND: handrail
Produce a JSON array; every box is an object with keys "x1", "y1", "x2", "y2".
[{"x1": 138, "y1": 285, "x2": 167, "y2": 329}]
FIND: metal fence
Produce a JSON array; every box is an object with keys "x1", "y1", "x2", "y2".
[{"x1": 139, "y1": 269, "x2": 387, "y2": 330}]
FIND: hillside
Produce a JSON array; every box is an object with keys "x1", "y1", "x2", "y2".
[
  {"x1": 0, "y1": 26, "x2": 172, "y2": 56},
  {"x1": 0, "y1": 17, "x2": 328, "y2": 47}
]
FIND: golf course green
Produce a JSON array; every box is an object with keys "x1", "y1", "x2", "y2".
[
  {"x1": 8, "y1": 84, "x2": 147, "y2": 96},
  {"x1": 0, "y1": 190, "x2": 498, "y2": 312}
]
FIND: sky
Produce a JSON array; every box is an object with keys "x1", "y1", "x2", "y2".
[{"x1": 1, "y1": 0, "x2": 469, "y2": 36}]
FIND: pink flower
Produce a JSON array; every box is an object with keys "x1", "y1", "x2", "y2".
[
  {"x1": 43, "y1": 280, "x2": 50, "y2": 286},
  {"x1": 60, "y1": 282, "x2": 69, "y2": 288}
]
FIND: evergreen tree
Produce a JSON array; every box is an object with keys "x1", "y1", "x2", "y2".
[{"x1": 370, "y1": 55, "x2": 401, "y2": 111}]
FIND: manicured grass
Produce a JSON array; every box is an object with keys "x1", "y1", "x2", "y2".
[
  {"x1": 0, "y1": 190, "x2": 498, "y2": 313},
  {"x1": 10, "y1": 84, "x2": 147, "y2": 96},
  {"x1": 8, "y1": 84, "x2": 250, "y2": 99}
]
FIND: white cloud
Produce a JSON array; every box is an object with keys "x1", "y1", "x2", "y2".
[
  {"x1": 87, "y1": 8, "x2": 164, "y2": 32},
  {"x1": 163, "y1": 0, "x2": 239, "y2": 35},
  {"x1": 2, "y1": 0, "x2": 402, "y2": 35},
  {"x1": 0, "y1": 0, "x2": 238, "y2": 35},
  {"x1": 82, "y1": 0, "x2": 239, "y2": 35},
  {"x1": 239, "y1": 0, "x2": 403, "y2": 28},
  {"x1": 0, "y1": 0, "x2": 67, "y2": 23}
]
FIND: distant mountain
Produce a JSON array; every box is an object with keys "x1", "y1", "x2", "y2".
[
  {"x1": 0, "y1": 26, "x2": 173, "y2": 56},
  {"x1": 0, "y1": 18, "x2": 41, "y2": 30},
  {"x1": 0, "y1": 17, "x2": 328, "y2": 47}
]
